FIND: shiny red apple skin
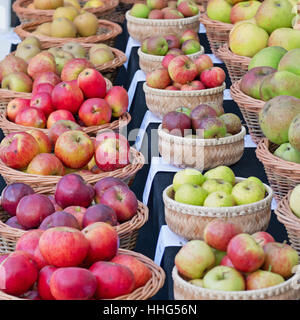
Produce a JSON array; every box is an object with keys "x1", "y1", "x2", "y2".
[
  {"x1": 162, "y1": 54, "x2": 177, "y2": 69},
  {"x1": 146, "y1": 68, "x2": 171, "y2": 89},
  {"x1": 77, "y1": 68, "x2": 106, "y2": 99},
  {"x1": 252, "y1": 231, "x2": 275, "y2": 247},
  {"x1": 33, "y1": 72, "x2": 60, "y2": 89},
  {"x1": 7, "y1": 98, "x2": 30, "y2": 122},
  {"x1": 48, "y1": 119, "x2": 82, "y2": 145},
  {"x1": 64, "y1": 206, "x2": 86, "y2": 229},
  {"x1": 200, "y1": 67, "x2": 226, "y2": 88},
  {"x1": 27, "y1": 153, "x2": 65, "y2": 176},
  {"x1": 37, "y1": 265, "x2": 58, "y2": 300},
  {"x1": 82, "y1": 204, "x2": 118, "y2": 228},
  {"x1": 164, "y1": 34, "x2": 180, "y2": 49},
  {"x1": 104, "y1": 86, "x2": 129, "y2": 118},
  {"x1": 39, "y1": 211, "x2": 80, "y2": 230},
  {"x1": 220, "y1": 255, "x2": 235, "y2": 268},
  {"x1": 27, "y1": 51, "x2": 57, "y2": 79},
  {"x1": 32, "y1": 83, "x2": 54, "y2": 96},
  {"x1": 94, "y1": 177, "x2": 128, "y2": 203},
  {"x1": 47, "y1": 110, "x2": 76, "y2": 129},
  {"x1": 15, "y1": 107, "x2": 47, "y2": 128},
  {"x1": 194, "y1": 55, "x2": 213, "y2": 74},
  {"x1": 26, "y1": 129, "x2": 52, "y2": 154},
  {"x1": 5, "y1": 216, "x2": 26, "y2": 230},
  {"x1": 61, "y1": 58, "x2": 94, "y2": 82},
  {"x1": 168, "y1": 55, "x2": 198, "y2": 84},
  {"x1": 162, "y1": 111, "x2": 192, "y2": 136},
  {"x1": 48, "y1": 195, "x2": 63, "y2": 212},
  {"x1": 30, "y1": 92, "x2": 54, "y2": 117}
]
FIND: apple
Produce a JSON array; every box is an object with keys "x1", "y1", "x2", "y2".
[
  {"x1": 175, "y1": 240, "x2": 215, "y2": 279},
  {"x1": 164, "y1": 34, "x2": 180, "y2": 49},
  {"x1": 181, "y1": 39, "x2": 201, "y2": 54},
  {"x1": 144, "y1": 36, "x2": 169, "y2": 56},
  {"x1": 204, "y1": 166, "x2": 235, "y2": 185},
  {"x1": 246, "y1": 270, "x2": 284, "y2": 290},
  {"x1": 190, "y1": 104, "x2": 217, "y2": 128},
  {"x1": 162, "y1": 111, "x2": 192, "y2": 136},
  {"x1": 227, "y1": 233, "x2": 265, "y2": 273},
  {"x1": 177, "y1": 0, "x2": 199, "y2": 17},
  {"x1": 55, "y1": 173, "x2": 95, "y2": 208},
  {"x1": 202, "y1": 179, "x2": 233, "y2": 195},
  {"x1": 6, "y1": 98, "x2": 30, "y2": 122},
  {"x1": 200, "y1": 67, "x2": 226, "y2": 88},
  {"x1": 147, "y1": 0, "x2": 168, "y2": 10},
  {"x1": 94, "y1": 177, "x2": 128, "y2": 203},
  {"x1": 16, "y1": 194, "x2": 55, "y2": 229},
  {"x1": 168, "y1": 55, "x2": 198, "y2": 84},
  {"x1": 180, "y1": 84, "x2": 197, "y2": 91},
  {"x1": 230, "y1": 1, "x2": 261, "y2": 24},
  {"x1": 27, "y1": 153, "x2": 65, "y2": 176},
  {"x1": 164, "y1": 8, "x2": 184, "y2": 19},
  {"x1": 37, "y1": 266, "x2": 58, "y2": 300},
  {"x1": 1, "y1": 72, "x2": 33, "y2": 93},
  {"x1": 194, "y1": 55, "x2": 213, "y2": 75},
  {"x1": 1, "y1": 183, "x2": 34, "y2": 217},
  {"x1": 32, "y1": 83, "x2": 54, "y2": 96},
  {"x1": 77, "y1": 68, "x2": 106, "y2": 99},
  {"x1": 180, "y1": 29, "x2": 198, "y2": 45},
  {"x1": 55, "y1": 130, "x2": 94, "y2": 169},
  {"x1": 0, "y1": 55, "x2": 28, "y2": 81},
  {"x1": 251, "y1": 231, "x2": 275, "y2": 247},
  {"x1": 194, "y1": 117, "x2": 227, "y2": 139},
  {"x1": 39, "y1": 211, "x2": 80, "y2": 230},
  {"x1": 204, "y1": 191, "x2": 236, "y2": 207},
  {"x1": 220, "y1": 255, "x2": 235, "y2": 268},
  {"x1": 48, "y1": 119, "x2": 82, "y2": 145},
  {"x1": 203, "y1": 266, "x2": 245, "y2": 291},
  {"x1": 162, "y1": 54, "x2": 177, "y2": 69},
  {"x1": 130, "y1": 3, "x2": 151, "y2": 18},
  {"x1": 39, "y1": 227, "x2": 89, "y2": 267},
  {"x1": 51, "y1": 81, "x2": 84, "y2": 114},
  {"x1": 104, "y1": 86, "x2": 129, "y2": 118},
  {"x1": 148, "y1": 9, "x2": 165, "y2": 19},
  {"x1": 27, "y1": 51, "x2": 58, "y2": 79},
  {"x1": 78, "y1": 98, "x2": 112, "y2": 126},
  {"x1": 64, "y1": 206, "x2": 86, "y2": 228},
  {"x1": 290, "y1": 185, "x2": 300, "y2": 218},
  {"x1": 61, "y1": 58, "x2": 94, "y2": 82},
  {"x1": 30, "y1": 92, "x2": 54, "y2": 118},
  {"x1": 5, "y1": 216, "x2": 25, "y2": 230},
  {"x1": 47, "y1": 110, "x2": 76, "y2": 129},
  {"x1": 165, "y1": 85, "x2": 180, "y2": 90},
  {"x1": 26, "y1": 129, "x2": 52, "y2": 154},
  {"x1": 189, "y1": 80, "x2": 205, "y2": 90},
  {"x1": 82, "y1": 222, "x2": 119, "y2": 264},
  {"x1": 48, "y1": 195, "x2": 63, "y2": 212},
  {"x1": 33, "y1": 71, "x2": 60, "y2": 88},
  {"x1": 173, "y1": 168, "x2": 205, "y2": 191},
  {"x1": 82, "y1": 204, "x2": 118, "y2": 228},
  {"x1": 211, "y1": 248, "x2": 227, "y2": 265},
  {"x1": 0, "y1": 132, "x2": 39, "y2": 169},
  {"x1": 231, "y1": 180, "x2": 265, "y2": 205},
  {"x1": 167, "y1": 48, "x2": 184, "y2": 55},
  {"x1": 146, "y1": 68, "x2": 171, "y2": 89},
  {"x1": 15, "y1": 107, "x2": 47, "y2": 128}
]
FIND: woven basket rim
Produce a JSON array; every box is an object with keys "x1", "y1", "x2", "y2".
[
  {"x1": 217, "y1": 43, "x2": 252, "y2": 63},
  {"x1": 158, "y1": 124, "x2": 246, "y2": 146},
  {"x1": 163, "y1": 177, "x2": 273, "y2": 216},
  {"x1": 199, "y1": 13, "x2": 233, "y2": 29}
]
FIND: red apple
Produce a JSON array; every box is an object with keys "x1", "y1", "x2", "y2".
[
  {"x1": 27, "y1": 153, "x2": 65, "y2": 176},
  {"x1": 252, "y1": 231, "x2": 275, "y2": 247},
  {"x1": 180, "y1": 29, "x2": 198, "y2": 44},
  {"x1": 48, "y1": 119, "x2": 82, "y2": 145},
  {"x1": 180, "y1": 84, "x2": 197, "y2": 91},
  {"x1": 47, "y1": 110, "x2": 76, "y2": 129},
  {"x1": 177, "y1": 0, "x2": 199, "y2": 17},
  {"x1": 61, "y1": 58, "x2": 94, "y2": 82},
  {"x1": 5, "y1": 216, "x2": 26, "y2": 230},
  {"x1": 168, "y1": 55, "x2": 198, "y2": 84},
  {"x1": 32, "y1": 83, "x2": 54, "y2": 96},
  {"x1": 82, "y1": 204, "x2": 118, "y2": 228},
  {"x1": 165, "y1": 85, "x2": 179, "y2": 90},
  {"x1": 64, "y1": 206, "x2": 86, "y2": 229},
  {"x1": 164, "y1": 34, "x2": 180, "y2": 49},
  {"x1": 162, "y1": 54, "x2": 177, "y2": 69},
  {"x1": 15, "y1": 107, "x2": 47, "y2": 128},
  {"x1": 33, "y1": 72, "x2": 60, "y2": 88},
  {"x1": 26, "y1": 129, "x2": 52, "y2": 154},
  {"x1": 167, "y1": 48, "x2": 184, "y2": 55},
  {"x1": 48, "y1": 195, "x2": 63, "y2": 211},
  {"x1": 164, "y1": 8, "x2": 184, "y2": 19},
  {"x1": 30, "y1": 92, "x2": 54, "y2": 117},
  {"x1": 39, "y1": 211, "x2": 80, "y2": 230},
  {"x1": 37, "y1": 265, "x2": 58, "y2": 300},
  {"x1": 77, "y1": 68, "x2": 106, "y2": 99},
  {"x1": 148, "y1": 9, "x2": 164, "y2": 19},
  {"x1": 200, "y1": 67, "x2": 226, "y2": 88},
  {"x1": 7, "y1": 98, "x2": 30, "y2": 122},
  {"x1": 194, "y1": 55, "x2": 213, "y2": 74},
  {"x1": 220, "y1": 255, "x2": 235, "y2": 268},
  {"x1": 27, "y1": 51, "x2": 57, "y2": 79},
  {"x1": 94, "y1": 177, "x2": 128, "y2": 203},
  {"x1": 104, "y1": 86, "x2": 129, "y2": 118},
  {"x1": 146, "y1": 68, "x2": 171, "y2": 89},
  {"x1": 190, "y1": 80, "x2": 205, "y2": 90},
  {"x1": 162, "y1": 110, "x2": 192, "y2": 136},
  {"x1": 16, "y1": 194, "x2": 55, "y2": 229}
]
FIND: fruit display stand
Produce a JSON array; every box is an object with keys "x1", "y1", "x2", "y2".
[
  {"x1": 230, "y1": 80, "x2": 265, "y2": 145},
  {"x1": 14, "y1": 18, "x2": 123, "y2": 48},
  {"x1": 217, "y1": 44, "x2": 251, "y2": 83},
  {"x1": 172, "y1": 266, "x2": 300, "y2": 300},
  {"x1": 256, "y1": 139, "x2": 300, "y2": 203},
  {"x1": 126, "y1": 11, "x2": 200, "y2": 42},
  {"x1": 137, "y1": 46, "x2": 205, "y2": 74},
  {"x1": 143, "y1": 82, "x2": 225, "y2": 119},
  {"x1": 199, "y1": 14, "x2": 232, "y2": 58},
  {"x1": 275, "y1": 192, "x2": 300, "y2": 255},
  {"x1": 0, "y1": 249, "x2": 165, "y2": 300},
  {"x1": 163, "y1": 178, "x2": 273, "y2": 240},
  {"x1": 157, "y1": 124, "x2": 246, "y2": 170}
]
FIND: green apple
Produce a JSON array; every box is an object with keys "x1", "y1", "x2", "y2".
[
  {"x1": 248, "y1": 46, "x2": 287, "y2": 70},
  {"x1": 246, "y1": 270, "x2": 285, "y2": 290},
  {"x1": 173, "y1": 168, "x2": 205, "y2": 191},
  {"x1": 202, "y1": 178, "x2": 233, "y2": 194},
  {"x1": 1, "y1": 72, "x2": 32, "y2": 93},
  {"x1": 204, "y1": 166, "x2": 236, "y2": 185},
  {"x1": 175, "y1": 184, "x2": 208, "y2": 206},
  {"x1": 274, "y1": 143, "x2": 300, "y2": 164},
  {"x1": 130, "y1": 3, "x2": 151, "y2": 18},
  {"x1": 247, "y1": 176, "x2": 266, "y2": 193},
  {"x1": 175, "y1": 240, "x2": 215, "y2": 279},
  {"x1": 203, "y1": 266, "x2": 245, "y2": 291},
  {"x1": 289, "y1": 185, "x2": 300, "y2": 218},
  {"x1": 204, "y1": 191, "x2": 236, "y2": 207},
  {"x1": 207, "y1": 0, "x2": 232, "y2": 23},
  {"x1": 231, "y1": 180, "x2": 265, "y2": 205},
  {"x1": 189, "y1": 279, "x2": 204, "y2": 287},
  {"x1": 211, "y1": 248, "x2": 227, "y2": 265}
]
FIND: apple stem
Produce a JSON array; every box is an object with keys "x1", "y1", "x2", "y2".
[
  {"x1": 281, "y1": 240, "x2": 287, "y2": 248},
  {"x1": 268, "y1": 265, "x2": 272, "y2": 273}
]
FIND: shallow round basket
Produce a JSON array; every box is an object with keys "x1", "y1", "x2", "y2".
[
  {"x1": 0, "y1": 200, "x2": 148, "y2": 252},
  {"x1": 163, "y1": 177, "x2": 273, "y2": 240},
  {"x1": 14, "y1": 18, "x2": 122, "y2": 48},
  {"x1": 230, "y1": 80, "x2": 265, "y2": 145},
  {"x1": 143, "y1": 82, "x2": 226, "y2": 119},
  {"x1": 137, "y1": 46, "x2": 204, "y2": 74},
  {"x1": 0, "y1": 249, "x2": 165, "y2": 300},
  {"x1": 158, "y1": 125, "x2": 246, "y2": 171},
  {"x1": 126, "y1": 11, "x2": 200, "y2": 43},
  {"x1": 172, "y1": 267, "x2": 300, "y2": 300},
  {"x1": 0, "y1": 147, "x2": 144, "y2": 194},
  {"x1": 199, "y1": 14, "x2": 233, "y2": 58},
  {"x1": 275, "y1": 192, "x2": 300, "y2": 255},
  {"x1": 13, "y1": 0, "x2": 120, "y2": 23},
  {"x1": 217, "y1": 44, "x2": 251, "y2": 83},
  {"x1": 256, "y1": 138, "x2": 300, "y2": 203}
]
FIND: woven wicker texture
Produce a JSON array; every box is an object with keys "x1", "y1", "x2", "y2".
[
  {"x1": 0, "y1": 91, "x2": 31, "y2": 113},
  {"x1": 143, "y1": 82, "x2": 226, "y2": 119},
  {"x1": 163, "y1": 178, "x2": 273, "y2": 240},
  {"x1": 158, "y1": 125, "x2": 246, "y2": 170}
]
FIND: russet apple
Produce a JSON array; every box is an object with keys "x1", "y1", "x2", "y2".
[
  {"x1": 27, "y1": 51, "x2": 58, "y2": 79},
  {"x1": 89, "y1": 48, "x2": 114, "y2": 66},
  {"x1": 6, "y1": 98, "x2": 30, "y2": 122},
  {"x1": 64, "y1": 206, "x2": 86, "y2": 228},
  {"x1": 94, "y1": 177, "x2": 128, "y2": 203},
  {"x1": 82, "y1": 204, "x2": 118, "y2": 228},
  {"x1": 26, "y1": 129, "x2": 52, "y2": 154},
  {"x1": 162, "y1": 111, "x2": 192, "y2": 136},
  {"x1": 30, "y1": 92, "x2": 54, "y2": 117},
  {"x1": 77, "y1": 68, "x2": 106, "y2": 99},
  {"x1": 34, "y1": 0, "x2": 63, "y2": 9},
  {"x1": 33, "y1": 71, "x2": 60, "y2": 89},
  {"x1": 53, "y1": 5, "x2": 79, "y2": 21},
  {"x1": 37, "y1": 266, "x2": 58, "y2": 300},
  {"x1": 48, "y1": 119, "x2": 82, "y2": 145},
  {"x1": 1, "y1": 72, "x2": 32, "y2": 93},
  {"x1": 39, "y1": 211, "x2": 80, "y2": 230},
  {"x1": 15, "y1": 107, "x2": 47, "y2": 128},
  {"x1": 104, "y1": 86, "x2": 128, "y2": 118},
  {"x1": 168, "y1": 55, "x2": 198, "y2": 84},
  {"x1": 27, "y1": 153, "x2": 65, "y2": 176},
  {"x1": 47, "y1": 110, "x2": 76, "y2": 129},
  {"x1": 73, "y1": 11, "x2": 98, "y2": 37},
  {"x1": 61, "y1": 58, "x2": 94, "y2": 82},
  {"x1": 146, "y1": 68, "x2": 171, "y2": 89},
  {"x1": 219, "y1": 113, "x2": 242, "y2": 135}
]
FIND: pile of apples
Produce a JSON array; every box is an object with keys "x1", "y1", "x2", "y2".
[
  {"x1": 175, "y1": 219, "x2": 299, "y2": 291},
  {"x1": 141, "y1": 30, "x2": 201, "y2": 56},
  {"x1": 162, "y1": 104, "x2": 242, "y2": 139},
  {"x1": 130, "y1": 0, "x2": 199, "y2": 19},
  {"x1": 146, "y1": 54, "x2": 226, "y2": 90},
  {"x1": 31, "y1": 0, "x2": 104, "y2": 11},
  {"x1": 1, "y1": 174, "x2": 139, "y2": 231},
  {"x1": 171, "y1": 166, "x2": 267, "y2": 207}
]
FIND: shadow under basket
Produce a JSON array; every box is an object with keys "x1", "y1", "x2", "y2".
[
  {"x1": 275, "y1": 192, "x2": 300, "y2": 255},
  {"x1": 230, "y1": 80, "x2": 265, "y2": 145},
  {"x1": 163, "y1": 178, "x2": 273, "y2": 241},
  {"x1": 256, "y1": 138, "x2": 300, "y2": 203},
  {"x1": 0, "y1": 249, "x2": 165, "y2": 300},
  {"x1": 158, "y1": 125, "x2": 246, "y2": 171},
  {"x1": 172, "y1": 267, "x2": 300, "y2": 300}
]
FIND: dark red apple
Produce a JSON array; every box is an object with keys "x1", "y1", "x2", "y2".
[
  {"x1": 190, "y1": 104, "x2": 218, "y2": 130},
  {"x1": 64, "y1": 206, "x2": 86, "y2": 229},
  {"x1": 30, "y1": 92, "x2": 54, "y2": 117},
  {"x1": 39, "y1": 211, "x2": 80, "y2": 230},
  {"x1": 82, "y1": 204, "x2": 118, "y2": 228},
  {"x1": 162, "y1": 111, "x2": 192, "y2": 136},
  {"x1": 37, "y1": 265, "x2": 58, "y2": 300},
  {"x1": 94, "y1": 177, "x2": 128, "y2": 203},
  {"x1": 5, "y1": 216, "x2": 25, "y2": 230}
]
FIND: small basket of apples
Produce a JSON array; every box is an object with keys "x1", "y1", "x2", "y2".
[
  {"x1": 0, "y1": 175, "x2": 148, "y2": 252},
  {"x1": 138, "y1": 31, "x2": 204, "y2": 74},
  {"x1": 172, "y1": 219, "x2": 300, "y2": 300},
  {"x1": 143, "y1": 54, "x2": 226, "y2": 118},
  {"x1": 158, "y1": 106, "x2": 245, "y2": 170},
  {"x1": 126, "y1": 0, "x2": 200, "y2": 43},
  {"x1": 163, "y1": 167, "x2": 273, "y2": 240}
]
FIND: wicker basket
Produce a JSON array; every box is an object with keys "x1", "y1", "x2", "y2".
[
  {"x1": 199, "y1": 14, "x2": 233, "y2": 58},
  {"x1": 0, "y1": 249, "x2": 165, "y2": 300},
  {"x1": 0, "y1": 147, "x2": 145, "y2": 194},
  {"x1": 137, "y1": 46, "x2": 205, "y2": 74},
  {"x1": 126, "y1": 11, "x2": 200, "y2": 42},
  {"x1": 14, "y1": 18, "x2": 122, "y2": 48},
  {"x1": 275, "y1": 192, "x2": 300, "y2": 255},
  {"x1": 172, "y1": 267, "x2": 300, "y2": 300},
  {"x1": 0, "y1": 91, "x2": 31, "y2": 113},
  {"x1": 256, "y1": 138, "x2": 300, "y2": 203},
  {"x1": 158, "y1": 125, "x2": 246, "y2": 171},
  {"x1": 163, "y1": 177, "x2": 273, "y2": 240},
  {"x1": 143, "y1": 82, "x2": 226, "y2": 119},
  {"x1": 0, "y1": 200, "x2": 148, "y2": 252},
  {"x1": 217, "y1": 44, "x2": 251, "y2": 83},
  {"x1": 230, "y1": 80, "x2": 265, "y2": 145}
]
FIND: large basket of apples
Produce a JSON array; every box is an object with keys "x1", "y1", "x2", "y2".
[
  {"x1": 172, "y1": 219, "x2": 300, "y2": 300},
  {"x1": 126, "y1": 1, "x2": 200, "y2": 43},
  {"x1": 138, "y1": 31, "x2": 204, "y2": 74},
  {"x1": 143, "y1": 54, "x2": 226, "y2": 119},
  {"x1": 158, "y1": 106, "x2": 245, "y2": 170},
  {"x1": 163, "y1": 167, "x2": 273, "y2": 240},
  {"x1": 0, "y1": 175, "x2": 148, "y2": 252}
]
